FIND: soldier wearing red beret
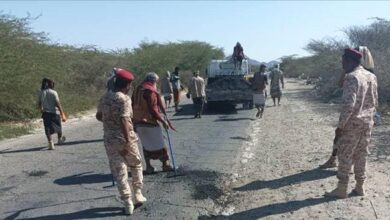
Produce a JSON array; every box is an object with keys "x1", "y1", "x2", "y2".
[
  {"x1": 324, "y1": 49, "x2": 378, "y2": 198},
  {"x1": 96, "y1": 68, "x2": 146, "y2": 215}
]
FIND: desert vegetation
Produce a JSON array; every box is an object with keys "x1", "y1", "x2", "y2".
[
  {"x1": 281, "y1": 18, "x2": 390, "y2": 105},
  {"x1": 0, "y1": 13, "x2": 224, "y2": 123}
]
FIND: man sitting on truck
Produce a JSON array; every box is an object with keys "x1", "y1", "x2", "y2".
[{"x1": 233, "y1": 42, "x2": 245, "y2": 71}]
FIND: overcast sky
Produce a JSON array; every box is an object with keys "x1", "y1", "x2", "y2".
[{"x1": 2, "y1": 1, "x2": 390, "y2": 62}]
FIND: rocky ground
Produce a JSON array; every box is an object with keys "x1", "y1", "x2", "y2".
[
  {"x1": 201, "y1": 79, "x2": 390, "y2": 220},
  {"x1": 0, "y1": 79, "x2": 389, "y2": 220}
]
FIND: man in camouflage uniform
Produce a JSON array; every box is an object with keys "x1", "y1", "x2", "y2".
[
  {"x1": 325, "y1": 49, "x2": 378, "y2": 198},
  {"x1": 96, "y1": 68, "x2": 146, "y2": 215},
  {"x1": 320, "y1": 46, "x2": 376, "y2": 169}
]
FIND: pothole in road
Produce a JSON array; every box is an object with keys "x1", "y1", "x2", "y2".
[
  {"x1": 179, "y1": 168, "x2": 239, "y2": 218},
  {"x1": 25, "y1": 170, "x2": 49, "y2": 177},
  {"x1": 230, "y1": 136, "x2": 252, "y2": 141},
  {"x1": 181, "y1": 169, "x2": 226, "y2": 201},
  {"x1": 194, "y1": 184, "x2": 224, "y2": 200}
]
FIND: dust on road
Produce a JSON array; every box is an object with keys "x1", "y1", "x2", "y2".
[{"x1": 203, "y1": 79, "x2": 390, "y2": 219}]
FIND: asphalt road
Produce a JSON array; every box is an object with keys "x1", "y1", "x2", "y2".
[{"x1": 0, "y1": 96, "x2": 255, "y2": 219}]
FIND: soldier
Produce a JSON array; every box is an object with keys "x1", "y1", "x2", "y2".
[
  {"x1": 269, "y1": 64, "x2": 284, "y2": 106},
  {"x1": 96, "y1": 68, "x2": 146, "y2": 215},
  {"x1": 325, "y1": 48, "x2": 378, "y2": 198},
  {"x1": 320, "y1": 46, "x2": 375, "y2": 169}
]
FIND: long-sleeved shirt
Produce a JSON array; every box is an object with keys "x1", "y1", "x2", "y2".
[
  {"x1": 188, "y1": 76, "x2": 206, "y2": 98},
  {"x1": 338, "y1": 66, "x2": 378, "y2": 130},
  {"x1": 143, "y1": 89, "x2": 164, "y2": 122}
]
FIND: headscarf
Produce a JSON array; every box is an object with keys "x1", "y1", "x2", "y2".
[
  {"x1": 357, "y1": 46, "x2": 375, "y2": 72},
  {"x1": 144, "y1": 72, "x2": 159, "y2": 83},
  {"x1": 142, "y1": 72, "x2": 159, "y2": 93}
]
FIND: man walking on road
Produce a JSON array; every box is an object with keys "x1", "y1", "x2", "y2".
[
  {"x1": 269, "y1": 64, "x2": 284, "y2": 106},
  {"x1": 161, "y1": 71, "x2": 173, "y2": 108},
  {"x1": 251, "y1": 64, "x2": 268, "y2": 118},
  {"x1": 38, "y1": 78, "x2": 66, "y2": 150},
  {"x1": 133, "y1": 72, "x2": 175, "y2": 174},
  {"x1": 325, "y1": 48, "x2": 378, "y2": 198},
  {"x1": 96, "y1": 68, "x2": 147, "y2": 215},
  {"x1": 187, "y1": 71, "x2": 206, "y2": 118},
  {"x1": 170, "y1": 67, "x2": 182, "y2": 112}
]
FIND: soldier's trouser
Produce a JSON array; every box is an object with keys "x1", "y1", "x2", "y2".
[
  {"x1": 105, "y1": 141, "x2": 143, "y2": 204},
  {"x1": 337, "y1": 127, "x2": 372, "y2": 183}
]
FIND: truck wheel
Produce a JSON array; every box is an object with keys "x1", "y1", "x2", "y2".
[
  {"x1": 248, "y1": 101, "x2": 254, "y2": 109},
  {"x1": 243, "y1": 101, "x2": 253, "y2": 109},
  {"x1": 206, "y1": 101, "x2": 216, "y2": 111}
]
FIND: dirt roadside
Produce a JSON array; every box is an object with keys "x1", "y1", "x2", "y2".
[{"x1": 202, "y1": 79, "x2": 390, "y2": 219}]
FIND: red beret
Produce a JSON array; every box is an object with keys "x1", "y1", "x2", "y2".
[
  {"x1": 115, "y1": 68, "x2": 135, "y2": 81},
  {"x1": 344, "y1": 48, "x2": 362, "y2": 61}
]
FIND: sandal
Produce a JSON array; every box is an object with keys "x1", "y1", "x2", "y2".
[
  {"x1": 162, "y1": 165, "x2": 174, "y2": 172},
  {"x1": 145, "y1": 166, "x2": 156, "y2": 174}
]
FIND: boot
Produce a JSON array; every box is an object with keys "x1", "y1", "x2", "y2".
[
  {"x1": 124, "y1": 202, "x2": 134, "y2": 215},
  {"x1": 324, "y1": 182, "x2": 348, "y2": 198},
  {"x1": 48, "y1": 141, "x2": 55, "y2": 150},
  {"x1": 353, "y1": 181, "x2": 365, "y2": 196},
  {"x1": 319, "y1": 156, "x2": 337, "y2": 169},
  {"x1": 134, "y1": 189, "x2": 147, "y2": 204}
]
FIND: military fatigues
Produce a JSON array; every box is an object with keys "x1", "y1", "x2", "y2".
[
  {"x1": 337, "y1": 66, "x2": 378, "y2": 184},
  {"x1": 98, "y1": 92, "x2": 143, "y2": 205}
]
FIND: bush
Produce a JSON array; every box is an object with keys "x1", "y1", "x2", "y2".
[
  {"x1": 0, "y1": 13, "x2": 224, "y2": 122},
  {"x1": 122, "y1": 40, "x2": 224, "y2": 86},
  {"x1": 281, "y1": 19, "x2": 390, "y2": 104}
]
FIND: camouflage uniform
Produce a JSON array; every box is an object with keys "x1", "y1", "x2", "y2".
[
  {"x1": 98, "y1": 91, "x2": 143, "y2": 205},
  {"x1": 336, "y1": 66, "x2": 378, "y2": 184}
]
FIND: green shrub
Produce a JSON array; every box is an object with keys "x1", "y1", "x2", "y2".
[
  {"x1": 0, "y1": 13, "x2": 224, "y2": 122},
  {"x1": 281, "y1": 19, "x2": 390, "y2": 104}
]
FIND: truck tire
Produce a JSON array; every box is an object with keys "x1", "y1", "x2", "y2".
[
  {"x1": 248, "y1": 101, "x2": 254, "y2": 109},
  {"x1": 207, "y1": 101, "x2": 235, "y2": 112},
  {"x1": 243, "y1": 101, "x2": 254, "y2": 109},
  {"x1": 206, "y1": 101, "x2": 217, "y2": 111}
]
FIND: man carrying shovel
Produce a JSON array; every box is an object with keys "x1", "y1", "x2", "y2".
[{"x1": 132, "y1": 72, "x2": 176, "y2": 174}]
